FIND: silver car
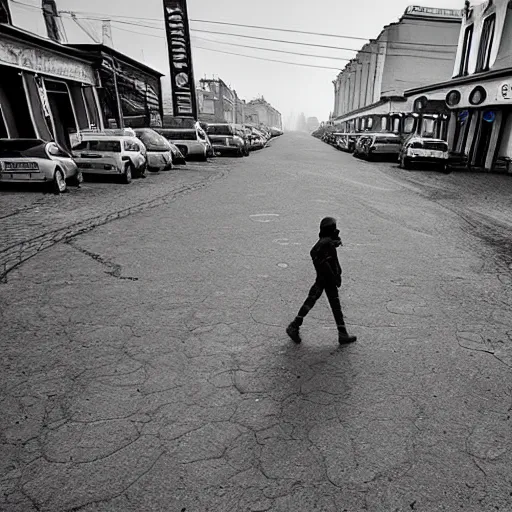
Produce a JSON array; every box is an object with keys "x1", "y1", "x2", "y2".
[
  {"x1": 0, "y1": 138, "x2": 81, "y2": 194},
  {"x1": 156, "y1": 127, "x2": 209, "y2": 161},
  {"x1": 72, "y1": 135, "x2": 147, "y2": 183},
  {"x1": 134, "y1": 128, "x2": 174, "y2": 172}
]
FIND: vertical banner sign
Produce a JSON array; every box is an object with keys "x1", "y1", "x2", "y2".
[
  {"x1": 0, "y1": 0, "x2": 13, "y2": 24},
  {"x1": 163, "y1": 0, "x2": 197, "y2": 119}
]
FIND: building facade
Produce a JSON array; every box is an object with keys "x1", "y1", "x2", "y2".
[
  {"x1": 1, "y1": 0, "x2": 163, "y2": 138},
  {"x1": 68, "y1": 44, "x2": 163, "y2": 129},
  {"x1": 0, "y1": 23, "x2": 103, "y2": 149},
  {"x1": 245, "y1": 97, "x2": 282, "y2": 129},
  {"x1": 332, "y1": 6, "x2": 461, "y2": 130},
  {"x1": 405, "y1": 0, "x2": 512, "y2": 172},
  {"x1": 197, "y1": 78, "x2": 236, "y2": 124}
]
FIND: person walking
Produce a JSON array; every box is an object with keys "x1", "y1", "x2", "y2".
[{"x1": 286, "y1": 217, "x2": 357, "y2": 345}]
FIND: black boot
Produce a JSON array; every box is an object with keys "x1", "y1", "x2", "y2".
[
  {"x1": 338, "y1": 324, "x2": 357, "y2": 344},
  {"x1": 286, "y1": 319, "x2": 302, "y2": 344}
]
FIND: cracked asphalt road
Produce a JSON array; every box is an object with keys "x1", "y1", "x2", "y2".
[{"x1": 2, "y1": 132, "x2": 512, "y2": 511}]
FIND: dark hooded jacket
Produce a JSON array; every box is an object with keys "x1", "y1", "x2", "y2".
[{"x1": 310, "y1": 236, "x2": 342, "y2": 286}]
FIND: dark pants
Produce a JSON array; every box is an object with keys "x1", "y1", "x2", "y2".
[{"x1": 294, "y1": 276, "x2": 345, "y2": 329}]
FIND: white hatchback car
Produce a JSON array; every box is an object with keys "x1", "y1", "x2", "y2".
[
  {"x1": 72, "y1": 135, "x2": 147, "y2": 183},
  {"x1": 0, "y1": 138, "x2": 81, "y2": 194}
]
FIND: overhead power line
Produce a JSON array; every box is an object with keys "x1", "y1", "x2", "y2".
[
  {"x1": 192, "y1": 36, "x2": 352, "y2": 62},
  {"x1": 9, "y1": 0, "x2": 456, "y2": 62},
  {"x1": 11, "y1": 0, "x2": 458, "y2": 49},
  {"x1": 192, "y1": 45, "x2": 341, "y2": 70}
]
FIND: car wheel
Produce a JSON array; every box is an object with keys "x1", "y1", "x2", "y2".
[
  {"x1": 122, "y1": 164, "x2": 133, "y2": 184},
  {"x1": 69, "y1": 170, "x2": 83, "y2": 188},
  {"x1": 402, "y1": 157, "x2": 411, "y2": 170},
  {"x1": 200, "y1": 152, "x2": 208, "y2": 162},
  {"x1": 139, "y1": 163, "x2": 148, "y2": 178},
  {"x1": 237, "y1": 148, "x2": 244, "y2": 158},
  {"x1": 52, "y1": 168, "x2": 67, "y2": 194}
]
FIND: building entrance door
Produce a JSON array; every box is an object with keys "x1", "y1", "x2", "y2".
[
  {"x1": 45, "y1": 80, "x2": 78, "y2": 149},
  {"x1": 472, "y1": 110, "x2": 495, "y2": 169}
]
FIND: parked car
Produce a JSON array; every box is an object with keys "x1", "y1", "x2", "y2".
[
  {"x1": 246, "y1": 126, "x2": 268, "y2": 151},
  {"x1": 353, "y1": 133, "x2": 401, "y2": 160},
  {"x1": 399, "y1": 137, "x2": 449, "y2": 171},
  {"x1": 206, "y1": 123, "x2": 247, "y2": 157},
  {"x1": 168, "y1": 143, "x2": 187, "y2": 165},
  {"x1": 156, "y1": 126, "x2": 209, "y2": 161},
  {"x1": 72, "y1": 135, "x2": 147, "y2": 183},
  {"x1": 334, "y1": 133, "x2": 357, "y2": 153},
  {"x1": 134, "y1": 128, "x2": 174, "y2": 172},
  {"x1": 0, "y1": 138, "x2": 81, "y2": 194}
]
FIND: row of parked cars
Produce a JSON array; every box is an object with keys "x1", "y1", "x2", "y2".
[
  {"x1": 322, "y1": 131, "x2": 450, "y2": 172},
  {"x1": 0, "y1": 122, "x2": 282, "y2": 194}
]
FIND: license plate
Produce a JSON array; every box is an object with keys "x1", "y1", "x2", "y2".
[
  {"x1": 78, "y1": 163, "x2": 92, "y2": 169},
  {"x1": 1, "y1": 172, "x2": 33, "y2": 180},
  {"x1": 4, "y1": 161, "x2": 39, "y2": 171}
]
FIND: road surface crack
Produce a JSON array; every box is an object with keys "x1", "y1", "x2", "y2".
[{"x1": 66, "y1": 240, "x2": 138, "y2": 281}]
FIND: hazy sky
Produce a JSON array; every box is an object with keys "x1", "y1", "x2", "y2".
[{"x1": 13, "y1": 0, "x2": 468, "y2": 124}]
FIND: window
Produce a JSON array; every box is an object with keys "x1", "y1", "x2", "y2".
[
  {"x1": 403, "y1": 117, "x2": 415, "y2": 134},
  {"x1": 422, "y1": 119, "x2": 436, "y2": 138},
  {"x1": 160, "y1": 130, "x2": 197, "y2": 141},
  {"x1": 476, "y1": 15, "x2": 496, "y2": 72},
  {"x1": 393, "y1": 118, "x2": 400, "y2": 132},
  {"x1": 124, "y1": 140, "x2": 139, "y2": 152},
  {"x1": 74, "y1": 140, "x2": 121, "y2": 152},
  {"x1": 207, "y1": 125, "x2": 234, "y2": 136},
  {"x1": 459, "y1": 25, "x2": 473, "y2": 76},
  {"x1": 381, "y1": 117, "x2": 388, "y2": 131}
]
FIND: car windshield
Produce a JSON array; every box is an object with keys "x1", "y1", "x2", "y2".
[
  {"x1": 207, "y1": 125, "x2": 233, "y2": 136},
  {"x1": 375, "y1": 137, "x2": 399, "y2": 144},
  {"x1": 135, "y1": 130, "x2": 170, "y2": 151},
  {"x1": 74, "y1": 140, "x2": 122, "y2": 152},
  {"x1": 160, "y1": 130, "x2": 197, "y2": 141},
  {"x1": 0, "y1": 139, "x2": 48, "y2": 158}
]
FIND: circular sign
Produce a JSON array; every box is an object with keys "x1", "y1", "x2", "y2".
[
  {"x1": 483, "y1": 110, "x2": 496, "y2": 123},
  {"x1": 175, "y1": 72, "x2": 189, "y2": 88},
  {"x1": 446, "y1": 90, "x2": 461, "y2": 107},
  {"x1": 469, "y1": 86, "x2": 487, "y2": 106}
]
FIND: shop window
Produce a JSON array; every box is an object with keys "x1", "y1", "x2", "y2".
[
  {"x1": 367, "y1": 118, "x2": 373, "y2": 130},
  {"x1": 422, "y1": 118, "x2": 436, "y2": 138},
  {"x1": 0, "y1": 69, "x2": 35, "y2": 138},
  {"x1": 403, "y1": 117, "x2": 415, "y2": 134},
  {"x1": 392, "y1": 118, "x2": 400, "y2": 132},
  {"x1": 381, "y1": 117, "x2": 388, "y2": 131},
  {"x1": 476, "y1": 14, "x2": 496, "y2": 72},
  {"x1": 83, "y1": 87, "x2": 101, "y2": 130},
  {"x1": 458, "y1": 25, "x2": 473, "y2": 76}
]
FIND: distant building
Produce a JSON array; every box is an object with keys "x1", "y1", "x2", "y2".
[
  {"x1": 245, "y1": 97, "x2": 282, "y2": 129},
  {"x1": 197, "y1": 78, "x2": 236, "y2": 124},
  {"x1": 332, "y1": 6, "x2": 461, "y2": 128},
  {"x1": 307, "y1": 117, "x2": 320, "y2": 132},
  {"x1": 405, "y1": 0, "x2": 512, "y2": 171}
]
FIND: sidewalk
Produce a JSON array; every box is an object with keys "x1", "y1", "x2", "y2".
[
  {"x1": 0, "y1": 161, "x2": 228, "y2": 279},
  {"x1": 378, "y1": 165, "x2": 512, "y2": 266}
]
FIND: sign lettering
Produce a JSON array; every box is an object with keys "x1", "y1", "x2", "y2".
[{"x1": 163, "y1": 0, "x2": 197, "y2": 118}]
